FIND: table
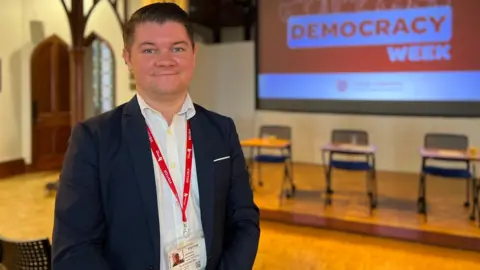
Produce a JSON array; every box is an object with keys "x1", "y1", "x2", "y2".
[
  {"x1": 321, "y1": 143, "x2": 377, "y2": 212},
  {"x1": 322, "y1": 143, "x2": 376, "y2": 155},
  {"x1": 240, "y1": 138, "x2": 290, "y2": 148},
  {"x1": 420, "y1": 148, "x2": 480, "y2": 161},
  {"x1": 420, "y1": 148, "x2": 479, "y2": 225},
  {"x1": 240, "y1": 138, "x2": 295, "y2": 198}
]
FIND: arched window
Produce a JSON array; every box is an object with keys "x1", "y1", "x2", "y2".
[{"x1": 91, "y1": 39, "x2": 115, "y2": 115}]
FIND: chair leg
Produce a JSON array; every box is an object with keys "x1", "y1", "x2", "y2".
[
  {"x1": 374, "y1": 170, "x2": 378, "y2": 206},
  {"x1": 469, "y1": 177, "x2": 478, "y2": 222},
  {"x1": 370, "y1": 156, "x2": 378, "y2": 211},
  {"x1": 326, "y1": 166, "x2": 333, "y2": 194},
  {"x1": 370, "y1": 169, "x2": 378, "y2": 210},
  {"x1": 324, "y1": 165, "x2": 333, "y2": 206},
  {"x1": 278, "y1": 166, "x2": 287, "y2": 203},
  {"x1": 366, "y1": 170, "x2": 377, "y2": 215},
  {"x1": 247, "y1": 163, "x2": 253, "y2": 191},
  {"x1": 283, "y1": 162, "x2": 295, "y2": 198},
  {"x1": 288, "y1": 159, "x2": 295, "y2": 186},
  {"x1": 288, "y1": 161, "x2": 296, "y2": 196},
  {"x1": 366, "y1": 171, "x2": 373, "y2": 214},
  {"x1": 417, "y1": 173, "x2": 427, "y2": 219},
  {"x1": 464, "y1": 178, "x2": 471, "y2": 208},
  {"x1": 257, "y1": 162, "x2": 263, "y2": 186},
  {"x1": 248, "y1": 148, "x2": 254, "y2": 188},
  {"x1": 478, "y1": 186, "x2": 480, "y2": 227}
]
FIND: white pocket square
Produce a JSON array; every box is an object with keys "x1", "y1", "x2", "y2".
[{"x1": 213, "y1": 156, "x2": 230, "y2": 162}]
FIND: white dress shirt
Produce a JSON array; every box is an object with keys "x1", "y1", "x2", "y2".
[{"x1": 137, "y1": 93, "x2": 206, "y2": 270}]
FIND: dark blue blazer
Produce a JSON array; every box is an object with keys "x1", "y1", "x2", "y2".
[{"x1": 52, "y1": 96, "x2": 260, "y2": 270}]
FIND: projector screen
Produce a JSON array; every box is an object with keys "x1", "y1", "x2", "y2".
[{"x1": 256, "y1": 0, "x2": 480, "y2": 117}]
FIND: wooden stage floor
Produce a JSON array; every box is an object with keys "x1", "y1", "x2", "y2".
[
  {"x1": 251, "y1": 162, "x2": 480, "y2": 251},
  {"x1": 1, "y1": 162, "x2": 478, "y2": 254},
  {"x1": 2, "y1": 171, "x2": 480, "y2": 269}
]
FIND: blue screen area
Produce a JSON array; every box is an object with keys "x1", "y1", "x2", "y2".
[
  {"x1": 258, "y1": 71, "x2": 480, "y2": 101},
  {"x1": 287, "y1": 6, "x2": 452, "y2": 49}
]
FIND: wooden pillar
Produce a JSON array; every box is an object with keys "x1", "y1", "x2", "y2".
[
  {"x1": 59, "y1": 0, "x2": 127, "y2": 125},
  {"x1": 70, "y1": 48, "x2": 85, "y2": 126},
  {"x1": 69, "y1": 0, "x2": 86, "y2": 126}
]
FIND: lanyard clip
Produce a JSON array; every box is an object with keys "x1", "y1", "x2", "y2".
[{"x1": 183, "y1": 222, "x2": 189, "y2": 236}]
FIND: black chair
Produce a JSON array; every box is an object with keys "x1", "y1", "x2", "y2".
[
  {"x1": 252, "y1": 125, "x2": 295, "y2": 198},
  {"x1": 418, "y1": 133, "x2": 476, "y2": 220},
  {"x1": 324, "y1": 129, "x2": 377, "y2": 213},
  {"x1": 0, "y1": 237, "x2": 51, "y2": 270}
]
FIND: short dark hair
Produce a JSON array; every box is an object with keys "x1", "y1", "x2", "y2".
[{"x1": 123, "y1": 2, "x2": 195, "y2": 50}]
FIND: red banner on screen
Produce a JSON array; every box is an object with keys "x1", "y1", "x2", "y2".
[{"x1": 258, "y1": 0, "x2": 480, "y2": 73}]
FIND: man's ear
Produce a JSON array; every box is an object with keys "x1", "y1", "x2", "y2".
[
  {"x1": 122, "y1": 48, "x2": 131, "y2": 69},
  {"x1": 192, "y1": 44, "x2": 197, "y2": 68}
]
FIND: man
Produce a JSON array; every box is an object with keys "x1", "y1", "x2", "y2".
[
  {"x1": 51, "y1": 3, "x2": 260, "y2": 270},
  {"x1": 172, "y1": 253, "x2": 184, "y2": 267}
]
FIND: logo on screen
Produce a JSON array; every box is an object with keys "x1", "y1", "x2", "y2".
[
  {"x1": 337, "y1": 80, "x2": 348, "y2": 92},
  {"x1": 286, "y1": 5, "x2": 452, "y2": 63}
]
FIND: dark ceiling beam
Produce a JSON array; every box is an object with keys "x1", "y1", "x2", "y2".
[
  {"x1": 212, "y1": 0, "x2": 222, "y2": 43},
  {"x1": 189, "y1": 0, "x2": 253, "y2": 28},
  {"x1": 234, "y1": 0, "x2": 256, "y2": 40}
]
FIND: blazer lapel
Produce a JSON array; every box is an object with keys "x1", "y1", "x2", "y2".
[
  {"x1": 123, "y1": 96, "x2": 160, "y2": 270},
  {"x1": 190, "y1": 106, "x2": 215, "y2": 259}
]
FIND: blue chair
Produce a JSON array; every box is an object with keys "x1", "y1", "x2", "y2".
[
  {"x1": 324, "y1": 129, "x2": 377, "y2": 212},
  {"x1": 253, "y1": 125, "x2": 295, "y2": 198},
  {"x1": 418, "y1": 133, "x2": 475, "y2": 219}
]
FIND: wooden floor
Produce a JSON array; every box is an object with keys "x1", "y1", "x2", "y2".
[
  {"x1": 251, "y1": 162, "x2": 480, "y2": 250},
  {"x1": 1, "y1": 171, "x2": 480, "y2": 269}
]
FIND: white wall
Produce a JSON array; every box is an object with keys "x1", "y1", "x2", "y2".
[
  {"x1": 188, "y1": 43, "x2": 215, "y2": 110},
  {"x1": 190, "y1": 42, "x2": 256, "y2": 140},
  {"x1": 191, "y1": 41, "x2": 480, "y2": 173},
  {"x1": 207, "y1": 43, "x2": 256, "y2": 140},
  {"x1": 0, "y1": 0, "x2": 24, "y2": 163},
  {"x1": 0, "y1": 0, "x2": 139, "y2": 164}
]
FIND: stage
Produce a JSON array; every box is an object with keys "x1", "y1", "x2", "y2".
[
  {"x1": 2, "y1": 171, "x2": 480, "y2": 269},
  {"x1": 251, "y1": 162, "x2": 480, "y2": 252},
  {"x1": 2, "y1": 160, "x2": 478, "y2": 252}
]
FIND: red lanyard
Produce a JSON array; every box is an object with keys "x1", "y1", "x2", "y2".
[{"x1": 146, "y1": 121, "x2": 193, "y2": 226}]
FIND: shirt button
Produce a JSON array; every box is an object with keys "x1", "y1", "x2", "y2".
[
  {"x1": 167, "y1": 128, "x2": 172, "y2": 135},
  {"x1": 171, "y1": 163, "x2": 176, "y2": 169}
]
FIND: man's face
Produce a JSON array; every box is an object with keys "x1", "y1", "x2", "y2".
[{"x1": 123, "y1": 21, "x2": 196, "y2": 97}]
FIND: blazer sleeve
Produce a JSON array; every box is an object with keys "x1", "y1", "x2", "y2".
[
  {"x1": 218, "y1": 118, "x2": 260, "y2": 270},
  {"x1": 52, "y1": 122, "x2": 110, "y2": 270}
]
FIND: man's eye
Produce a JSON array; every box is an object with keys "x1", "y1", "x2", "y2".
[
  {"x1": 172, "y1": 47, "x2": 185, "y2": 52},
  {"x1": 143, "y1": 49, "x2": 155, "y2": 53}
]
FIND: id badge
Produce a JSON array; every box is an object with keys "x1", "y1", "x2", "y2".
[{"x1": 167, "y1": 237, "x2": 206, "y2": 269}]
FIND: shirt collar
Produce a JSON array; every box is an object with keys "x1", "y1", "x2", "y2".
[{"x1": 136, "y1": 92, "x2": 196, "y2": 120}]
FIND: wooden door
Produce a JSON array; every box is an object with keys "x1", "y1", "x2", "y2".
[{"x1": 31, "y1": 35, "x2": 71, "y2": 171}]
